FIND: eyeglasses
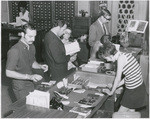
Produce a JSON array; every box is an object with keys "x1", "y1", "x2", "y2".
[{"x1": 103, "y1": 15, "x2": 111, "y2": 21}]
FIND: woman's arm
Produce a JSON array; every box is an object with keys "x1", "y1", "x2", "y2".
[
  {"x1": 108, "y1": 55, "x2": 126, "y2": 95},
  {"x1": 117, "y1": 78, "x2": 125, "y2": 88}
]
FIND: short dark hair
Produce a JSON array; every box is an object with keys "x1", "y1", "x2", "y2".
[
  {"x1": 100, "y1": 35, "x2": 111, "y2": 44},
  {"x1": 23, "y1": 23, "x2": 36, "y2": 34},
  {"x1": 99, "y1": 9, "x2": 111, "y2": 17},
  {"x1": 53, "y1": 20, "x2": 67, "y2": 27},
  {"x1": 100, "y1": 42, "x2": 117, "y2": 57},
  {"x1": 18, "y1": 1, "x2": 27, "y2": 10}
]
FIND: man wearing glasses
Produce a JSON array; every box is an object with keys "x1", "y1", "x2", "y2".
[{"x1": 88, "y1": 9, "x2": 111, "y2": 58}]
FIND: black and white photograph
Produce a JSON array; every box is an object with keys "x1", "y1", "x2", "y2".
[{"x1": 1, "y1": 0, "x2": 149, "y2": 118}]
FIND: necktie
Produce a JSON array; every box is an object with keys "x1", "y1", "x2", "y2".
[{"x1": 103, "y1": 24, "x2": 108, "y2": 35}]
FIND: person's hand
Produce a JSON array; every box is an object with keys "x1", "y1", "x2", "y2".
[
  {"x1": 70, "y1": 53, "x2": 75, "y2": 56},
  {"x1": 28, "y1": 74, "x2": 43, "y2": 82},
  {"x1": 70, "y1": 54, "x2": 77, "y2": 62},
  {"x1": 40, "y1": 64, "x2": 48, "y2": 72},
  {"x1": 106, "y1": 83, "x2": 113, "y2": 89},
  {"x1": 103, "y1": 89, "x2": 113, "y2": 96}
]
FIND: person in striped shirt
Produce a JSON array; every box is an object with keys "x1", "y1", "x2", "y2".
[{"x1": 99, "y1": 42, "x2": 146, "y2": 112}]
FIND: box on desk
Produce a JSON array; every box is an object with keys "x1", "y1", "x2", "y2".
[
  {"x1": 67, "y1": 71, "x2": 115, "y2": 87},
  {"x1": 26, "y1": 90, "x2": 50, "y2": 108}
]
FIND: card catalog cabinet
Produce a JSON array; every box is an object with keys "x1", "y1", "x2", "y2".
[{"x1": 72, "y1": 17, "x2": 91, "y2": 38}]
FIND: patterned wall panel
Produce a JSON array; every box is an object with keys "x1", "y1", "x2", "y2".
[
  {"x1": 11, "y1": 1, "x2": 30, "y2": 22},
  {"x1": 117, "y1": 0, "x2": 135, "y2": 33},
  {"x1": 32, "y1": 1, "x2": 52, "y2": 31},
  {"x1": 54, "y1": 1, "x2": 75, "y2": 28}
]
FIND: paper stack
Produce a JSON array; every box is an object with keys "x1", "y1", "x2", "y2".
[
  {"x1": 26, "y1": 90, "x2": 50, "y2": 108},
  {"x1": 81, "y1": 60, "x2": 103, "y2": 73},
  {"x1": 64, "y1": 41, "x2": 80, "y2": 55}
]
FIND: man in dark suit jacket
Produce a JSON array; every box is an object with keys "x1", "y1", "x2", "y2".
[
  {"x1": 44, "y1": 20, "x2": 75, "y2": 82},
  {"x1": 89, "y1": 9, "x2": 111, "y2": 57}
]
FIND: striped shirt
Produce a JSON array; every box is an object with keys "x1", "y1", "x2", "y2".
[{"x1": 122, "y1": 53, "x2": 143, "y2": 89}]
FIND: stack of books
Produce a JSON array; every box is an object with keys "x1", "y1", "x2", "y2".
[{"x1": 81, "y1": 60, "x2": 104, "y2": 73}]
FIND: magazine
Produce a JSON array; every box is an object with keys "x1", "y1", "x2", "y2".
[
  {"x1": 69, "y1": 106, "x2": 91, "y2": 117},
  {"x1": 126, "y1": 20, "x2": 148, "y2": 33}
]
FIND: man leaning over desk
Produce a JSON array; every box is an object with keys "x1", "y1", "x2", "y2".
[
  {"x1": 6, "y1": 24, "x2": 48, "y2": 100},
  {"x1": 88, "y1": 8, "x2": 111, "y2": 56}
]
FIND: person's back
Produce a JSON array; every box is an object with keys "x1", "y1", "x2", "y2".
[
  {"x1": 44, "y1": 21, "x2": 72, "y2": 82},
  {"x1": 44, "y1": 31, "x2": 68, "y2": 72},
  {"x1": 122, "y1": 53, "x2": 143, "y2": 89}
]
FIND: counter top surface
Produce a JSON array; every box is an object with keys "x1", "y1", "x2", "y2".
[{"x1": 8, "y1": 71, "x2": 114, "y2": 118}]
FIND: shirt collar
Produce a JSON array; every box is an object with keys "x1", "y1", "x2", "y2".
[{"x1": 20, "y1": 39, "x2": 30, "y2": 50}]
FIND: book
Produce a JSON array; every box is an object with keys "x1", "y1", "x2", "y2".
[
  {"x1": 64, "y1": 41, "x2": 80, "y2": 55},
  {"x1": 69, "y1": 106, "x2": 91, "y2": 117},
  {"x1": 126, "y1": 20, "x2": 148, "y2": 33},
  {"x1": 26, "y1": 90, "x2": 50, "y2": 108}
]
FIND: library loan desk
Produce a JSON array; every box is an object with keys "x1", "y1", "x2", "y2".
[{"x1": 7, "y1": 71, "x2": 115, "y2": 118}]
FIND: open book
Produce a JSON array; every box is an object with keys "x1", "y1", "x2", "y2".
[
  {"x1": 64, "y1": 41, "x2": 80, "y2": 55},
  {"x1": 126, "y1": 20, "x2": 148, "y2": 33}
]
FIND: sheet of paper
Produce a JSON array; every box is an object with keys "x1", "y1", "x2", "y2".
[{"x1": 64, "y1": 41, "x2": 80, "y2": 55}]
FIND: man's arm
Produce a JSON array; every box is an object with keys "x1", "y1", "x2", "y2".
[
  {"x1": 90, "y1": 41, "x2": 102, "y2": 59},
  {"x1": 88, "y1": 25, "x2": 97, "y2": 47},
  {"x1": 6, "y1": 70, "x2": 30, "y2": 80},
  {"x1": 6, "y1": 48, "x2": 42, "y2": 82},
  {"x1": 32, "y1": 61, "x2": 48, "y2": 72},
  {"x1": 6, "y1": 69, "x2": 43, "y2": 82}
]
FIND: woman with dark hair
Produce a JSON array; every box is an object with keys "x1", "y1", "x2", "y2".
[
  {"x1": 90, "y1": 34, "x2": 112, "y2": 59},
  {"x1": 100, "y1": 42, "x2": 146, "y2": 112},
  {"x1": 18, "y1": 1, "x2": 33, "y2": 25}
]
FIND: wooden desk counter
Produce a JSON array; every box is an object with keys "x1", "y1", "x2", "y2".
[
  {"x1": 8, "y1": 71, "x2": 115, "y2": 118},
  {"x1": 7, "y1": 105, "x2": 78, "y2": 118}
]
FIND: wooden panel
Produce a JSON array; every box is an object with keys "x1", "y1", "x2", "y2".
[
  {"x1": 7, "y1": 105, "x2": 78, "y2": 118},
  {"x1": 72, "y1": 17, "x2": 91, "y2": 38}
]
